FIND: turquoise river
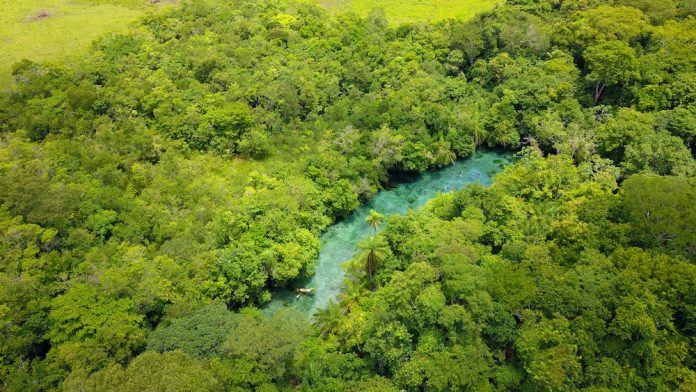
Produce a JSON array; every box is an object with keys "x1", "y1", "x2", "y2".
[{"x1": 266, "y1": 150, "x2": 512, "y2": 316}]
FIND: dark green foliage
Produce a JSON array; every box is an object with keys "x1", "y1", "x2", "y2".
[
  {"x1": 0, "y1": 0, "x2": 695, "y2": 390},
  {"x1": 69, "y1": 350, "x2": 219, "y2": 392},
  {"x1": 326, "y1": 154, "x2": 696, "y2": 391},
  {"x1": 219, "y1": 309, "x2": 310, "y2": 388},
  {"x1": 147, "y1": 303, "x2": 237, "y2": 359}
]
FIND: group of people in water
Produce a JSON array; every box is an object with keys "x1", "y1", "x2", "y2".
[{"x1": 412, "y1": 170, "x2": 481, "y2": 195}]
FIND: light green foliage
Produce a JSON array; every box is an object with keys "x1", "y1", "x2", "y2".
[
  {"x1": 293, "y1": 337, "x2": 372, "y2": 391},
  {"x1": 656, "y1": 107, "x2": 696, "y2": 150},
  {"x1": 47, "y1": 284, "x2": 140, "y2": 344},
  {"x1": 576, "y1": 6, "x2": 649, "y2": 42},
  {"x1": 0, "y1": 0, "x2": 695, "y2": 389},
  {"x1": 238, "y1": 128, "x2": 272, "y2": 159},
  {"x1": 617, "y1": 0, "x2": 678, "y2": 23},
  {"x1": 597, "y1": 109, "x2": 694, "y2": 175},
  {"x1": 0, "y1": 0, "x2": 172, "y2": 86},
  {"x1": 495, "y1": 152, "x2": 582, "y2": 201},
  {"x1": 584, "y1": 40, "x2": 640, "y2": 103},
  {"x1": 355, "y1": 236, "x2": 390, "y2": 288},
  {"x1": 321, "y1": 0, "x2": 501, "y2": 24},
  {"x1": 365, "y1": 209, "x2": 384, "y2": 234},
  {"x1": 516, "y1": 314, "x2": 581, "y2": 390},
  {"x1": 620, "y1": 174, "x2": 696, "y2": 259},
  {"x1": 622, "y1": 130, "x2": 695, "y2": 175},
  {"x1": 47, "y1": 283, "x2": 145, "y2": 371},
  {"x1": 326, "y1": 151, "x2": 696, "y2": 390}
]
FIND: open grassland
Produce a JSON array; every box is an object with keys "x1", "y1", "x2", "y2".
[
  {"x1": 0, "y1": 0, "x2": 171, "y2": 87},
  {"x1": 320, "y1": 0, "x2": 501, "y2": 24},
  {"x1": 0, "y1": 0, "x2": 499, "y2": 86}
]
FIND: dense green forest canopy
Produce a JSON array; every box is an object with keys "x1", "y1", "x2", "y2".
[{"x1": 1, "y1": 0, "x2": 695, "y2": 390}]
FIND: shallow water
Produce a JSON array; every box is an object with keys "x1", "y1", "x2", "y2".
[{"x1": 265, "y1": 150, "x2": 511, "y2": 316}]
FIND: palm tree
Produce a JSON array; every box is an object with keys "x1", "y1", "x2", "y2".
[
  {"x1": 337, "y1": 279, "x2": 364, "y2": 314},
  {"x1": 312, "y1": 300, "x2": 343, "y2": 336},
  {"x1": 357, "y1": 236, "x2": 389, "y2": 290},
  {"x1": 365, "y1": 209, "x2": 384, "y2": 235}
]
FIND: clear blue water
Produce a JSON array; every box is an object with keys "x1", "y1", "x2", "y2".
[{"x1": 265, "y1": 150, "x2": 511, "y2": 316}]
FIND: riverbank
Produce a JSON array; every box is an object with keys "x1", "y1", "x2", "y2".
[{"x1": 265, "y1": 150, "x2": 512, "y2": 316}]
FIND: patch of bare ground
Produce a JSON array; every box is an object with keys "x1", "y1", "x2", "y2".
[{"x1": 26, "y1": 10, "x2": 52, "y2": 21}]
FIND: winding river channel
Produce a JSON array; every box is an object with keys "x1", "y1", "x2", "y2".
[{"x1": 266, "y1": 150, "x2": 512, "y2": 316}]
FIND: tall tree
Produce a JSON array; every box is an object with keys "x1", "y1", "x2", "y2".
[
  {"x1": 583, "y1": 40, "x2": 640, "y2": 104},
  {"x1": 357, "y1": 236, "x2": 390, "y2": 289},
  {"x1": 365, "y1": 209, "x2": 385, "y2": 235}
]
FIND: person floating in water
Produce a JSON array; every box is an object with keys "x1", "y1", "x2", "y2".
[{"x1": 295, "y1": 287, "x2": 315, "y2": 298}]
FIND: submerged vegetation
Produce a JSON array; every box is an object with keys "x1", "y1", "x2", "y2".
[{"x1": 0, "y1": 0, "x2": 695, "y2": 390}]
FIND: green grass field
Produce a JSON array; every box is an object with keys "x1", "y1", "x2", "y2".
[
  {"x1": 0, "y1": 0, "x2": 172, "y2": 87},
  {"x1": 320, "y1": 0, "x2": 501, "y2": 24},
  {"x1": 1, "y1": 0, "x2": 499, "y2": 87}
]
